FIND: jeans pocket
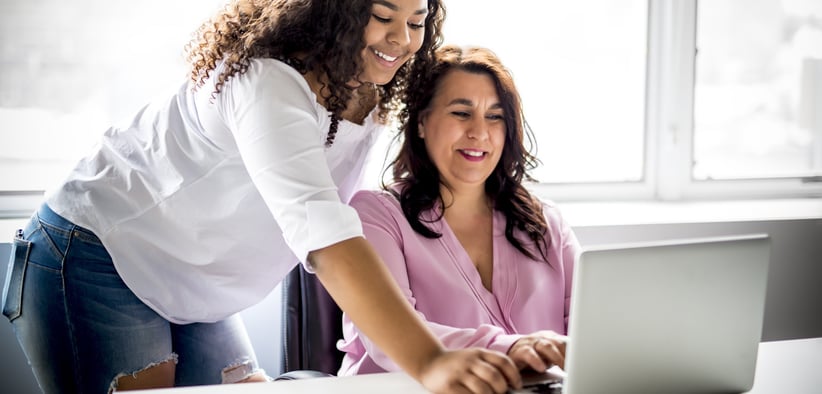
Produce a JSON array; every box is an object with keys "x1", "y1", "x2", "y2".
[{"x1": 3, "y1": 233, "x2": 31, "y2": 322}]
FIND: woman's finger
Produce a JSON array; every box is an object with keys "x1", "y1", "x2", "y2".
[
  {"x1": 533, "y1": 339, "x2": 565, "y2": 370},
  {"x1": 463, "y1": 361, "x2": 501, "y2": 394},
  {"x1": 514, "y1": 345, "x2": 548, "y2": 372},
  {"x1": 478, "y1": 348, "x2": 522, "y2": 390}
]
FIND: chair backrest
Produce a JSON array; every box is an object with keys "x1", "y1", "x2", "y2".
[{"x1": 279, "y1": 264, "x2": 345, "y2": 376}]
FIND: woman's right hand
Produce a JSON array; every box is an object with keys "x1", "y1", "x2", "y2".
[
  {"x1": 507, "y1": 330, "x2": 567, "y2": 372},
  {"x1": 418, "y1": 348, "x2": 521, "y2": 394}
]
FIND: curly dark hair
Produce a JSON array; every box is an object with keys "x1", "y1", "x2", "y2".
[
  {"x1": 185, "y1": 0, "x2": 445, "y2": 146},
  {"x1": 389, "y1": 45, "x2": 549, "y2": 262}
]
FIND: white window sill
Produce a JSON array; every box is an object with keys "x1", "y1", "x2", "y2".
[
  {"x1": 2, "y1": 197, "x2": 821, "y2": 240},
  {"x1": 557, "y1": 198, "x2": 822, "y2": 227}
]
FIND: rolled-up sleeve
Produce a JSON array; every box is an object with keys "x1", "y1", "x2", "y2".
[{"x1": 221, "y1": 59, "x2": 363, "y2": 264}]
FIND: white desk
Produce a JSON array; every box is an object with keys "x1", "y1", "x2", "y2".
[
  {"x1": 134, "y1": 337, "x2": 822, "y2": 394},
  {"x1": 745, "y1": 337, "x2": 821, "y2": 394}
]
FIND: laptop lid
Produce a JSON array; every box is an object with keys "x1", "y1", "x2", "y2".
[{"x1": 563, "y1": 234, "x2": 770, "y2": 394}]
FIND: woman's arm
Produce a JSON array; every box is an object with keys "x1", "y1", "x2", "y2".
[
  {"x1": 309, "y1": 238, "x2": 521, "y2": 394},
  {"x1": 222, "y1": 63, "x2": 520, "y2": 393}
]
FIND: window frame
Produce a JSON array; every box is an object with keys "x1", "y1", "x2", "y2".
[
  {"x1": 533, "y1": 0, "x2": 822, "y2": 202},
  {"x1": 2, "y1": 0, "x2": 821, "y2": 220},
  {"x1": 669, "y1": 0, "x2": 822, "y2": 200}
]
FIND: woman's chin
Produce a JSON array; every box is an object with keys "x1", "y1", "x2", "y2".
[{"x1": 361, "y1": 69, "x2": 399, "y2": 86}]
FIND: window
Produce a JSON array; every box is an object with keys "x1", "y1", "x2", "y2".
[
  {"x1": 444, "y1": 0, "x2": 822, "y2": 200},
  {"x1": 444, "y1": 0, "x2": 649, "y2": 185},
  {"x1": 1, "y1": 0, "x2": 820, "y2": 219},
  {"x1": 694, "y1": 0, "x2": 822, "y2": 181},
  {"x1": 0, "y1": 0, "x2": 225, "y2": 191},
  {"x1": 441, "y1": 0, "x2": 651, "y2": 201},
  {"x1": 650, "y1": 0, "x2": 822, "y2": 200}
]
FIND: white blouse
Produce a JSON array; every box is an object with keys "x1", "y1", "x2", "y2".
[{"x1": 46, "y1": 58, "x2": 383, "y2": 324}]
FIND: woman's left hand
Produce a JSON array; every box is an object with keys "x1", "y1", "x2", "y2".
[{"x1": 507, "y1": 330, "x2": 567, "y2": 372}]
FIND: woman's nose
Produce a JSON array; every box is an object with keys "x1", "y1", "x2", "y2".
[
  {"x1": 466, "y1": 118, "x2": 490, "y2": 140},
  {"x1": 388, "y1": 23, "x2": 411, "y2": 47}
]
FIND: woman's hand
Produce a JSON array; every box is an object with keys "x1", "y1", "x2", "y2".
[
  {"x1": 419, "y1": 348, "x2": 521, "y2": 394},
  {"x1": 507, "y1": 331, "x2": 567, "y2": 372}
]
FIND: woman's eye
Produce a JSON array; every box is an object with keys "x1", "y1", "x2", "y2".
[
  {"x1": 487, "y1": 114, "x2": 504, "y2": 120},
  {"x1": 451, "y1": 111, "x2": 470, "y2": 118},
  {"x1": 372, "y1": 14, "x2": 391, "y2": 23},
  {"x1": 408, "y1": 22, "x2": 424, "y2": 30}
]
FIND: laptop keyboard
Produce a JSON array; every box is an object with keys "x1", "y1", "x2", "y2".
[{"x1": 508, "y1": 378, "x2": 563, "y2": 394}]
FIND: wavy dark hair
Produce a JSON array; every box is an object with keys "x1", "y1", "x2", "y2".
[
  {"x1": 185, "y1": 0, "x2": 445, "y2": 146},
  {"x1": 389, "y1": 45, "x2": 549, "y2": 262}
]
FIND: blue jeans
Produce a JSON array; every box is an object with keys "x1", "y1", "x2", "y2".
[{"x1": 2, "y1": 204, "x2": 263, "y2": 393}]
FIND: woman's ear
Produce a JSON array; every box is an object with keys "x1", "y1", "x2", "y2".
[{"x1": 417, "y1": 111, "x2": 428, "y2": 138}]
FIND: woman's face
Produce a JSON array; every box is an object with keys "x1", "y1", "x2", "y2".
[
  {"x1": 360, "y1": 0, "x2": 428, "y2": 85},
  {"x1": 419, "y1": 69, "x2": 507, "y2": 192}
]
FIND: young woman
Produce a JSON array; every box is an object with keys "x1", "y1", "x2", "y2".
[
  {"x1": 338, "y1": 45, "x2": 580, "y2": 376},
  {"x1": 1, "y1": 2, "x2": 521, "y2": 393}
]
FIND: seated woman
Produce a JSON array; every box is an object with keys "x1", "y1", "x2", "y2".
[{"x1": 337, "y1": 45, "x2": 580, "y2": 376}]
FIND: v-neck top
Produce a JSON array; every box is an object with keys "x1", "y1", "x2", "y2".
[{"x1": 337, "y1": 189, "x2": 580, "y2": 375}]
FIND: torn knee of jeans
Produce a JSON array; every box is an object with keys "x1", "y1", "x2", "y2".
[
  {"x1": 108, "y1": 353, "x2": 178, "y2": 394},
  {"x1": 221, "y1": 359, "x2": 266, "y2": 384}
]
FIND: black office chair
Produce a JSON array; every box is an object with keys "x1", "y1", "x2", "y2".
[{"x1": 275, "y1": 264, "x2": 345, "y2": 380}]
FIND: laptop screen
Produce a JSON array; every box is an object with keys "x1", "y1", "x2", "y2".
[{"x1": 562, "y1": 234, "x2": 770, "y2": 394}]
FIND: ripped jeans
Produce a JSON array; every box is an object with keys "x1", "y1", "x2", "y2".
[{"x1": 2, "y1": 204, "x2": 263, "y2": 393}]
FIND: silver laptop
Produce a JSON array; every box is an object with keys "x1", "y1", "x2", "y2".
[{"x1": 514, "y1": 234, "x2": 770, "y2": 394}]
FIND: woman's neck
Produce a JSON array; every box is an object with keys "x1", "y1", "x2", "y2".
[
  {"x1": 304, "y1": 70, "x2": 378, "y2": 125},
  {"x1": 440, "y1": 185, "x2": 492, "y2": 221}
]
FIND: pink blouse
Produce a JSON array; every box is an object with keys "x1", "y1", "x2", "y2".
[{"x1": 337, "y1": 189, "x2": 580, "y2": 375}]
